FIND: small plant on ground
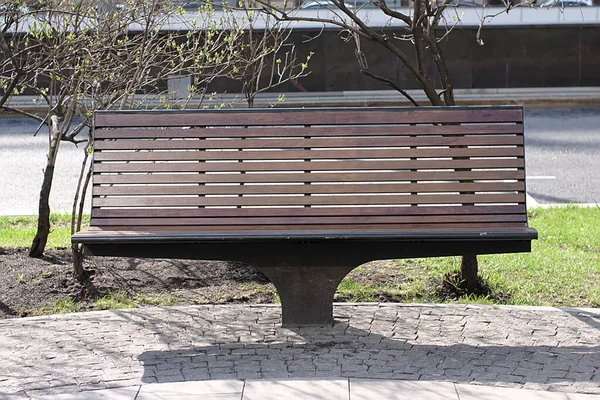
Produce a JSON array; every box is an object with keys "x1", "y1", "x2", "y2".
[
  {"x1": 92, "y1": 290, "x2": 136, "y2": 311},
  {"x1": 53, "y1": 299, "x2": 80, "y2": 314}
]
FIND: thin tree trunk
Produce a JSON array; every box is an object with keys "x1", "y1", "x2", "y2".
[
  {"x1": 29, "y1": 115, "x2": 61, "y2": 257},
  {"x1": 71, "y1": 243, "x2": 87, "y2": 282},
  {"x1": 71, "y1": 151, "x2": 93, "y2": 282},
  {"x1": 461, "y1": 255, "x2": 479, "y2": 291},
  {"x1": 29, "y1": 166, "x2": 54, "y2": 257},
  {"x1": 424, "y1": 32, "x2": 455, "y2": 106}
]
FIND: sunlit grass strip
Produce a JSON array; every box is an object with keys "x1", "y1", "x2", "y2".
[
  {"x1": 31, "y1": 292, "x2": 177, "y2": 317},
  {"x1": 0, "y1": 214, "x2": 89, "y2": 249},
  {"x1": 339, "y1": 206, "x2": 600, "y2": 308},
  {"x1": 479, "y1": 206, "x2": 600, "y2": 307}
]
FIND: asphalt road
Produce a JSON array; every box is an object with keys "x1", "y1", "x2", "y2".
[
  {"x1": 0, "y1": 116, "x2": 89, "y2": 216},
  {"x1": 524, "y1": 108, "x2": 600, "y2": 206},
  {"x1": 0, "y1": 107, "x2": 598, "y2": 216}
]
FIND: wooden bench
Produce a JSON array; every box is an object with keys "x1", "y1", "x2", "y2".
[{"x1": 72, "y1": 106, "x2": 538, "y2": 327}]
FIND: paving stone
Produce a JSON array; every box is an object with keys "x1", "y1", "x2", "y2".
[
  {"x1": 521, "y1": 382, "x2": 553, "y2": 392},
  {"x1": 261, "y1": 370, "x2": 290, "y2": 379},
  {"x1": 36, "y1": 386, "x2": 140, "y2": 400},
  {"x1": 350, "y1": 379, "x2": 457, "y2": 400},
  {"x1": 567, "y1": 394, "x2": 600, "y2": 399},
  {"x1": 137, "y1": 380, "x2": 243, "y2": 400},
  {"x1": 209, "y1": 373, "x2": 238, "y2": 380},
  {"x1": 155, "y1": 375, "x2": 186, "y2": 383},
  {"x1": 0, "y1": 392, "x2": 29, "y2": 400},
  {"x1": 456, "y1": 383, "x2": 569, "y2": 400},
  {"x1": 244, "y1": 379, "x2": 348, "y2": 400},
  {"x1": 341, "y1": 364, "x2": 369, "y2": 373}
]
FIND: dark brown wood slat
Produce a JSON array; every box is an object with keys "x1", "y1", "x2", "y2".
[
  {"x1": 94, "y1": 135, "x2": 523, "y2": 151},
  {"x1": 94, "y1": 124, "x2": 523, "y2": 140},
  {"x1": 94, "y1": 146, "x2": 525, "y2": 162},
  {"x1": 92, "y1": 193, "x2": 525, "y2": 208},
  {"x1": 93, "y1": 181, "x2": 525, "y2": 196},
  {"x1": 91, "y1": 205, "x2": 527, "y2": 219},
  {"x1": 92, "y1": 213, "x2": 527, "y2": 227},
  {"x1": 94, "y1": 108, "x2": 522, "y2": 128},
  {"x1": 93, "y1": 170, "x2": 526, "y2": 185},
  {"x1": 84, "y1": 223, "x2": 533, "y2": 234},
  {"x1": 93, "y1": 158, "x2": 525, "y2": 174},
  {"x1": 84, "y1": 222, "x2": 529, "y2": 233}
]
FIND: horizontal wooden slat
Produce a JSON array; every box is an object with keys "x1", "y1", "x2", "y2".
[
  {"x1": 84, "y1": 223, "x2": 535, "y2": 235},
  {"x1": 94, "y1": 124, "x2": 523, "y2": 140},
  {"x1": 94, "y1": 108, "x2": 522, "y2": 128},
  {"x1": 94, "y1": 135, "x2": 523, "y2": 151},
  {"x1": 94, "y1": 159, "x2": 525, "y2": 174},
  {"x1": 85, "y1": 222, "x2": 528, "y2": 233},
  {"x1": 91, "y1": 213, "x2": 527, "y2": 227},
  {"x1": 93, "y1": 182, "x2": 524, "y2": 196},
  {"x1": 93, "y1": 170, "x2": 526, "y2": 185},
  {"x1": 91, "y1": 204, "x2": 527, "y2": 219},
  {"x1": 94, "y1": 146, "x2": 524, "y2": 162},
  {"x1": 92, "y1": 193, "x2": 525, "y2": 208}
]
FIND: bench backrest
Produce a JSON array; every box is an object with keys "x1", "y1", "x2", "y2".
[{"x1": 90, "y1": 106, "x2": 528, "y2": 233}]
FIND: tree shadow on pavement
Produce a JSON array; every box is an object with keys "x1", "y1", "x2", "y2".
[
  {"x1": 134, "y1": 306, "x2": 600, "y2": 394},
  {"x1": 2, "y1": 304, "x2": 598, "y2": 398}
]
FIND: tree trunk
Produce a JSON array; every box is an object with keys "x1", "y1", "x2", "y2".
[
  {"x1": 71, "y1": 152, "x2": 93, "y2": 283},
  {"x1": 29, "y1": 166, "x2": 54, "y2": 257},
  {"x1": 460, "y1": 255, "x2": 479, "y2": 291},
  {"x1": 424, "y1": 31, "x2": 455, "y2": 106},
  {"x1": 29, "y1": 115, "x2": 61, "y2": 257},
  {"x1": 71, "y1": 243, "x2": 90, "y2": 283}
]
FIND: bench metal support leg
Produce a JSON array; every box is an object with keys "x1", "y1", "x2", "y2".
[{"x1": 256, "y1": 266, "x2": 355, "y2": 327}]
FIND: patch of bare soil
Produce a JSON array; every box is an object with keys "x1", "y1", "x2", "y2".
[
  {"x1": 0, "y1": 247, "x2": 276, "y2": 319},
  {"x1": 0, "y1": 249, "x2": 504, "y2": 319}
]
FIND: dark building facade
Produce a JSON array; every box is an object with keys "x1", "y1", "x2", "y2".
[{"x1": 225, "y1": 25, "x2": 600, "y2": 93}]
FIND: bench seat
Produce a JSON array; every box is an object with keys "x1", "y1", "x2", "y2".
[{"x1": 76, "y1": 225, "x2": 538, "y2": 240}]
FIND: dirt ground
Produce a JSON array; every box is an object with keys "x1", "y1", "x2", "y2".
[
  {"x1": 0, "y1": 247, "x2": 488, "y2": 319},
  {"x1": 0, "y1": 247, "x2": 278, "y2": 319}
]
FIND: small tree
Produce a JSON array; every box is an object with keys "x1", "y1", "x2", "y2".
[
  {"x1": 0, "y1": 3, "x2": 28, "y2": 109},
  {"x1": 257, "y1": 0, "x2": 532, "y2": 104},
  {"x1": 234, "y1": 12, "x2": 312, "y2": 107},
  {"x1": 2, "y1": 0, "x2": 312, "y2": 281},
  {"x1": 256, "y1": 0, "x2": 467, "y2": 106}
]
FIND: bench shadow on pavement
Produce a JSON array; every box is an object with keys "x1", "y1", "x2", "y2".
[{"x1": 134, "y1": 307, "x2": 600, "y2": 391}]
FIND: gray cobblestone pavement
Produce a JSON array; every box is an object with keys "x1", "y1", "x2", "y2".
[{"x1": 0, "y1": 303, "x2": 598, "y2": 398}]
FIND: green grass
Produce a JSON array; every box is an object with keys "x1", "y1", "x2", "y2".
[
  {"x1": 336, "y1": 265, "x2": 431, "y2": 303},
  {"x1": 22, "y1": 292, "x2": 177, "y2": 317},
  {"x1": 0, "y1": 214, "x2": 88, "y2": 249},
  {"x1": 337, "y1": 206, "x2": 600, "y2": 308},
  {"x1": 479, "y1": 206, "x2": 600, "y2": 307},
  {"x1": 89, "y1": 290, "x2": 176, "y2": 311},
  {"x1": 53, "y1": 299, "x2": 81, "y2": 314},
  {"x1": 1, "y1": 207, "x2": 599, "y2": 309}
]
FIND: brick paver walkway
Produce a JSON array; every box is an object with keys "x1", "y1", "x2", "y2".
[{"x1": 1, "y1": 304, "x2": 598, "y2": 398}]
